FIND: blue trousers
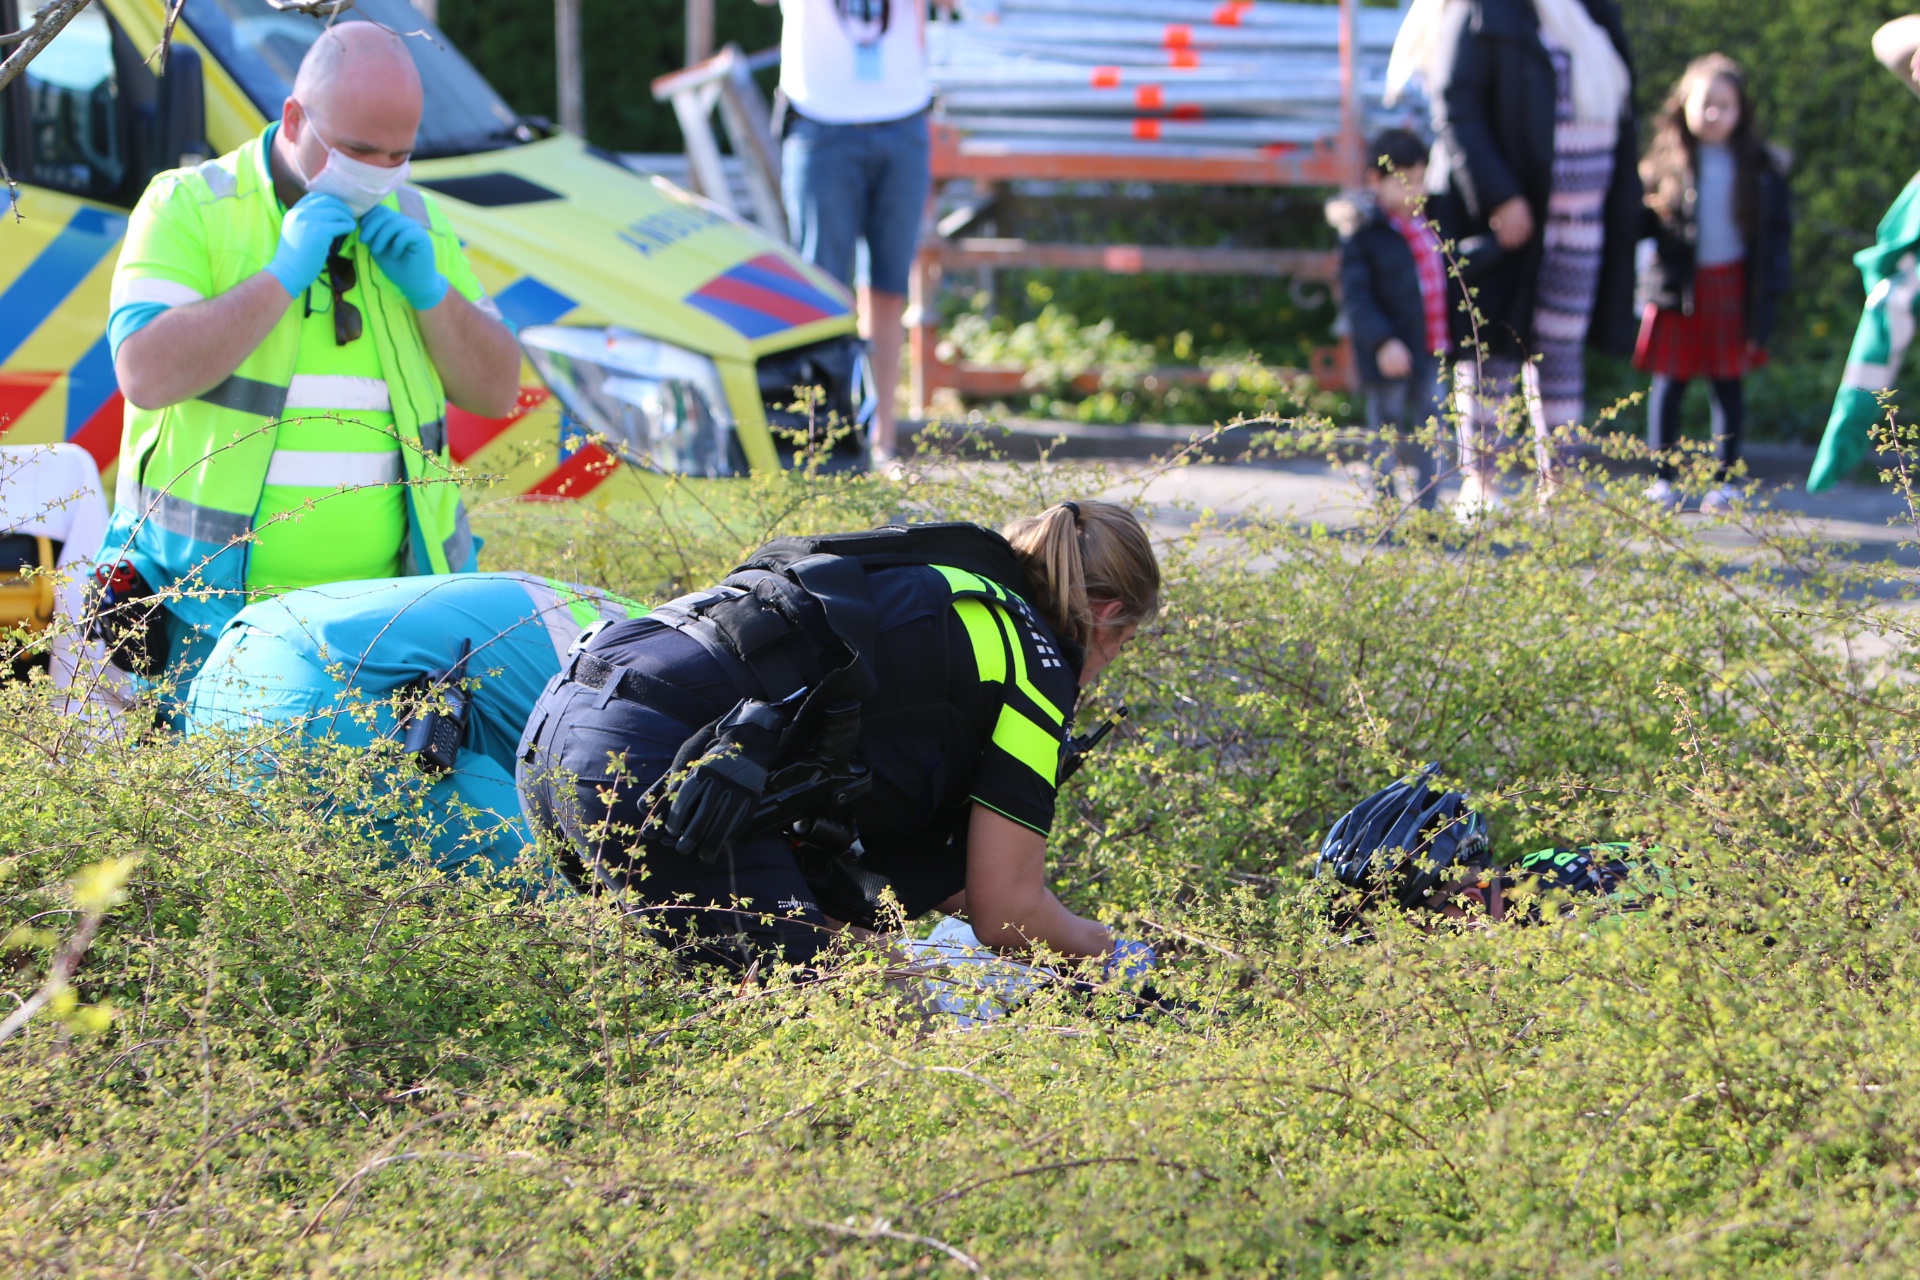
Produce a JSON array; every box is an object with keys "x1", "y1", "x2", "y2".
[{"x1": 782, "y1": 109, "x2": 930, "y2": 295}]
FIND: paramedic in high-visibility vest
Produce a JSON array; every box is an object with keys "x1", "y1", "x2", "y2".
[{"x1": 101, "y1": 21, "x2": 519, "y2": 702}]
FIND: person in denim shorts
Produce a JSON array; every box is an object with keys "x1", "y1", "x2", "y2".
[{"x1": 760, "y1": 0, "x2": 934, "y2": 468}]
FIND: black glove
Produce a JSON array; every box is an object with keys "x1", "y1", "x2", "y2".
[{"x1": 664, "y1": 698, "x2": 786, "y2": 862}]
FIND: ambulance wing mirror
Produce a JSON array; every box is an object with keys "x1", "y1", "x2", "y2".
[{"x1": 157, "y1": 45, "x2": 209, "y2": 172}]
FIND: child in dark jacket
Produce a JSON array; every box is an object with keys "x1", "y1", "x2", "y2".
[
  {"x1": 1635, "y1": 53, "x2": 1792, "y2": 512},
  {"x1": 1329, "y1": 128, "x2": 1453, "y2": 509}
]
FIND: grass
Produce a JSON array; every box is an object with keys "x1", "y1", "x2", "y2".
[{"x1": 7, "y1": 429, "x2": 1920, "y2": 1275}]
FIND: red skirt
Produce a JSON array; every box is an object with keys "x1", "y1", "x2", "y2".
[{"x1": 1632, "y1": 260, "x2": 1765, "y2": 380}]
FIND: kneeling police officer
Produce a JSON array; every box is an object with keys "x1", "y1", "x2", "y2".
[{"x1": 516, "y1": 501, "x2": 1161, "y2": 971}]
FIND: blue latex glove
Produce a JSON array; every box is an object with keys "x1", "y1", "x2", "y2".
[
  {"x1": 264, "y1": 192, "x2": 358, "y2": 298},
  {"x1": 1105, "y1": 938, "x2": 1156, "y2": 982},
  {"x1": 359, "y1": 203, "x2": 448, "y2": 311}
]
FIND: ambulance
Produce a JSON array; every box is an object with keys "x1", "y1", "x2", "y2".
[{"x1": 0, "y1": 0, "x2": 871, "y2": 501}]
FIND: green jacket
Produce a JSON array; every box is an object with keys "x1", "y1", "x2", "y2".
[{"x1": 1809, "y1": 172, "x2": 1920, "y2": 492}]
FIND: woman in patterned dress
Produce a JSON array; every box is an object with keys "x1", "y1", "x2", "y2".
[{"x1": 1387, "y1": 0, "x2": 1644, "y2": 518}]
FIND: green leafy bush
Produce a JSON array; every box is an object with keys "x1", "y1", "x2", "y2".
[
  {"x1": 9, "y1": 438, "x2": 1920, "y2": 1274},
  {"x1": 940, "y1": 283, "x2": 1346, "y2": 425}
]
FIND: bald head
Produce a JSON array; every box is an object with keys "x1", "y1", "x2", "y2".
[
  {"x1": 277, "y1": 22, "x2": 422, "y2": 188},
  {"x1": 292, "y1": 22, "x2": 421, "y2": 105}
]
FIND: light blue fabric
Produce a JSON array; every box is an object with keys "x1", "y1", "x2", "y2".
[
  {"x1": 187, "y1": 621, "x2": 532, "y2": 870},
  {"x1": 183, "y1": 573, "x2": 606, "y2": 871},
  {"x1": 107, "y1": 300, "x2": 172, "y2": 358},
  {"x1": 200, "y1": 573, "x2": 582, "y2": 772}
]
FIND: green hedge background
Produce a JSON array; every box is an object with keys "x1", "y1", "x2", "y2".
[
  {"x1": 440, "y1": 0, "x2": 1920, "y2": 439},
  {"x1": 436, "y1": 0, "x2": 779, "y2": 157}
]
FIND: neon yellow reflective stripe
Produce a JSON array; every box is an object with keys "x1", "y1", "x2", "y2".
[
  {"x1": 953, "y1": 597, "x2": 1006, "y2": 684},
  {"x1": 991, "y1": 602, "x2": 1064, "y2": 726},
  {"x1": 993, "y1": 703, "x2": 1060, "y2": 786},
  {"x1": 931, "y1": 563, "x2": 1006, "y2": 601}
]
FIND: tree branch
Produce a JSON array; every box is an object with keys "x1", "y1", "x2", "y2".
[
  {"x1": 0, "y1": 909, "x2": 103, "y2": 1047},
  {"x1": 0, "y1": 0, "x2": 94, "y2": 96}
]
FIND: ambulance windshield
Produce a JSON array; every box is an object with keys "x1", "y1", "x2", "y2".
[{"x1": 182, "y1": 0, "x2": 531, "y2": 159}]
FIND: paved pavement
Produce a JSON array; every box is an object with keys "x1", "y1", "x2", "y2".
[
  {"x1": 1115, "y1": 455, "x2": 1919, "y2": 562},
  {"x1": 910, "y1": 417, "x2": 1920, "y2": 568}
]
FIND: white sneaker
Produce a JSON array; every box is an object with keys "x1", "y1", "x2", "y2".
[
  {"x1": 1643, "y1": 478, "x2": 1680, "y2": 507},
  {"x1": 1453, "y1": 474, "x2": 1507, "y2": 524},
  {"x1": 1698, "y1": 484, "x2": 1741, "y2": 514}
]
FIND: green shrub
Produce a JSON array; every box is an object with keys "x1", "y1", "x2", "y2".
[{"x1": 9, "y1": 436, "x2": 1920, "y2": 1274}]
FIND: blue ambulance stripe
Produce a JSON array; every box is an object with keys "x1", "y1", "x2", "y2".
[
  {"x1": 0, "y1": 206, "x2": 127, "y2": 365},
  {"x1": 494, "y1": 276, "x2": 576, "y2": 331},
  {"x1": 684, "y1": 293, "x2": 789, "y2": 339},
  {"x1": 65, "y1": 332, "x2": 117, "y2": 436},
  {"x1": 727, "y1": 259, "x2": 849, "y2": 317}
]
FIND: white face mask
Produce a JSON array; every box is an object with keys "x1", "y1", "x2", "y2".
[{"x1": 291, "y1": 111, "x2": 411, "y2": 216}]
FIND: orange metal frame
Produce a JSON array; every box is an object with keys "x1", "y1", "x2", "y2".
[{"x1": 909, "y1": 0, "x2": 1367, "y2": 412}]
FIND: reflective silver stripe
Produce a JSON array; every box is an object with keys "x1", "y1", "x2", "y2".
[
  {"x1": 396, "y1": 186, "x2": 431, "y2": 228},
  {"x1": 417, "y1": 417, "x2": 446, "y2": 456},
  {"x1": 595, "y1": 594, "x2": 640, "y2": 623},
  {"x1": 520, "y1": 577, "x2": 645, "y2": 660},
  {"x1": 196, "y1": 160, "x2": 237, "y2": 200},
  {"x1": 197, "y1": 375, "x2": 287, "y2": 418},
  {"x1": 1843, "y1": 360, "x2": 1896, "y2": 392},
  {"x1": 111, "y1": 277, "x2": 204, "y2": 310},
  {"x1": 519, "y1": 577, "x2": 591, "y2": 661},
  {"x1": 283, "y1": 374, "x2": 392, "y2": 411},
  {"x1": 441, "y1": 500, "x2": 474, "y2": 569},
  {"x1": 1884, "y1": 254, "x2": 1920, "y2": 390},
  {"x1": 263, "y1": 450, "x2": 404, "y2": 488},
  {"x1": 475, "y1": 295, "x2": 504, "y2": 324},
  {"x1": 139, "y1": 485, "x2": 250, "y2": 546}
]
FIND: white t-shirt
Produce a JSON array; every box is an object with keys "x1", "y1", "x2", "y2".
[{"x1": 779, "y1": 0, "x2": 930, "y2": 124}]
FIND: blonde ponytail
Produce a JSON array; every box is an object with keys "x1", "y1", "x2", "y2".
[{"x1": 1002, "y1": 500, "x2": 1160, "y2": 649}]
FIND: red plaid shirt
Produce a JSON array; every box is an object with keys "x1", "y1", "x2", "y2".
[{"x1": 1389, "y1": 212, "x2": 1449, "y2": 357}]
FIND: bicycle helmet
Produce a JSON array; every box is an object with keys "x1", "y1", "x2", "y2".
[{"x1": 1316, "y1": 763, "x2": 1492, "y2": 909}]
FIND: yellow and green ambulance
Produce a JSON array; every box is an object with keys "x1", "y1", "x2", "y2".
[{"x1": 0, "y1": 0, "x2": 869, "y2": 501}]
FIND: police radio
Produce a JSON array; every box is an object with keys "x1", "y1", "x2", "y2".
[{"x1": 402, "y1": 638, "x2": 473, "y2": 774}]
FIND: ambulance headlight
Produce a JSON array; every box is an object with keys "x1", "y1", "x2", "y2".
[{"x1": 519, "y1": 325, "x2": 740, "y2": 477}]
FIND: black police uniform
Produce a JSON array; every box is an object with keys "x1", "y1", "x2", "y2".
[{"x1": 515, "y1": 563, "x2": 1081, "y2": 967}]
